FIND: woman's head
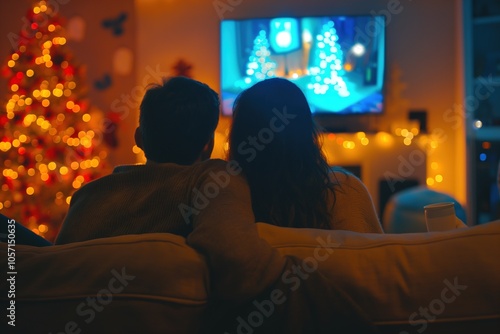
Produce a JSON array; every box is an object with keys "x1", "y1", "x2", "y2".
[
  {"x1": 229, "y1": 78, "x2": 333, "y2": 228},
  {"x1": 230, "y1": 78, "x2": 318, "y2": 169}
]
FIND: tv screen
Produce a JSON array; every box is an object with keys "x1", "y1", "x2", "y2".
[{"x1": 220, "y1": 15, "x2": 385, "y2": 116}]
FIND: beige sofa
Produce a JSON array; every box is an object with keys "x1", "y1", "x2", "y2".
[{"x1": 1, "y1": 221, "x2": 499, "y2": 333}]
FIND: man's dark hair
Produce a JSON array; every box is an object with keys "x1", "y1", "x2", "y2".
[{"x1": 139, "y1": 76, "x2": 220, "y2": 165}]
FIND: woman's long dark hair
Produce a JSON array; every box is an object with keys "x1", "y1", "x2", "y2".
[{"x1": 228, "y1": 78, "x2": 336, "y2": 229}]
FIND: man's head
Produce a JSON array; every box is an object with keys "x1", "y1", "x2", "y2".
[{"x1": 135, "y1": 76, "x2": 220, "y2": 165}]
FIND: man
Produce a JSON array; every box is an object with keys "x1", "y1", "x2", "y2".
[{"x1": 55, "y1": 76, "x2": 375, "y2": 332}]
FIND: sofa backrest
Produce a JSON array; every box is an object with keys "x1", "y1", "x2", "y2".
[
  {"x1": 257, "y1": 220, "x2": 500, "y2": 334},
  {"x1": 1, "y1": 222, "x2": 499, "y2": 334},
  {"x1": 1, "y1": 233, "x2": 209, "y2": 334}
]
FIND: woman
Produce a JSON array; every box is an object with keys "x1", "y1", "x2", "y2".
[{"x1": 228, "y1": 78, "x2": 383, "y2": 233}]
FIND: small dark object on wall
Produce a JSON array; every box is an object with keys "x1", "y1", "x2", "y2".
[
  {"x1": 409, "y1": 110, "x2": 428, "y2": 133},
  {"x1": 172, "y1": 59, "x2": 193, "y2": 78},
  {"x1": 102, "y1": 12, "x2": 128, "y2": 36},
  {"x1": 94, "y1": 73, "x2": 112, "y2": 90}
]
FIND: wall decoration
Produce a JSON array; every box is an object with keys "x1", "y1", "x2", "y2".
[
  {"x1": 172, "y1": 59, "x2": 193, "y2": 78},
  {"x1": 94, "y1": 73, "x2": 112, "y2": 90},
  {"x1": 66, "y1": 16, "x2": 86, "y2": 41},
  {"x1": 102, "y1": 12, "x2": 128, "y2": 36},
  {"x1": 113, "y1": 47, "x2": 133, "y2": 75}
]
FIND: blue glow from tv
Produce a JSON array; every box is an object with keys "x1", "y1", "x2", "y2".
[{"x1": 220, "y1": 15, "x2": 386, "y2": 116}]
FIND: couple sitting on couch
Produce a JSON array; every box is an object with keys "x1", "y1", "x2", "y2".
[{"x1": 51, "y1": 76, "x2": 383, "y2": 332}]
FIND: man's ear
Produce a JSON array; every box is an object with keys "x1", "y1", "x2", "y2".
[
  {"x1": 134, "y1": 127, "x2": 143, "y2": 150},
  {"x1": 199, "y1": 136, "x2": 215, "y2": 161}
]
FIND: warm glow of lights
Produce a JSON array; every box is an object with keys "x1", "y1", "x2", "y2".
[
  {"x1": 344, "y1": 63, "x2": 353, "y2": 71},
  {"x1": 68, "y1": 82, "x2": 76, "y2": 89},
  {"x1": 435, "y1": 174, "x2": 443, "y2": 183},
  {"x1": 82, "y1": 114, "x2": 91, "y2": 122},
  {"x1": 41, "y1": 173, "x2": 49, "y2": 182},
  {"x1": 401, "y1": 129, "x2": 409, "y2": 137},
  {"x1": 356, "y1": 132, "x2": 366, "y2": 139},
  {"x1": 376, "y1": 132, "x2": 393, "y2": 147},
  {"x1": 11, "y1": 84, "x2": 19, "y2": 92},
  {"x1": 411, "y1": 127, "x2": 419, "y2": 136},
  {"x1": 72, "y1": 105, "x2": 81, "y2": 113},
  {"x1": 19, "y1": 134, "x2": 28, "y2": 142},
  {"x1": 132, "y1": 145, "x2": 142, "y2": 154},
  {"x1": 25, "y1": 97, "x2": 33, "y2": 105},
  {"x1": 482, "y1": 142, "x2": 491, "y2": 149},
  {"x1": 28, "y1": 168, "x2": 35, "y2": 176},
  {"x1": 26, "y1": 187, "x2": 35, "y2": 195},
  {"x1": 48, "y1": 162, "x2": 57, "y2": 170},
  {"x1": 360, "y1": 137, "x2": 369, "y2": 146},
  {"x1": 430, "y1": 141, "x2": 438, "y2": 149},
  {"x1": 12, "y1": 53, "x2": 19, "y2": 61},
  {"x1": 0, "y1": 142, "x2": 12, "y2": 152},
  {"x1": 39, "y1": 164, "x2": 48, "y2": 173},
  {"x1": 42, "y1": 99, "x2": 50, "y2": 107},
  {"x1": 38, "y1": 224, "x2": 48, "y2": 233},
  {"x1": 426, "y1": 177, "x2": 435, "y2": 186},
  {"x1": 43, "y1": 40, "x2": 52, "y2": 49},
  {"x1": 36, "y1": 154, "x2": 43, "y2": 162},
  {"x1": 53, "y1": 88, "x2": 63, "y2": 97},
  {"x1": 48, "y1": 24, "x2": 55, "y2": 32},
  {"x1": 12, "y1": 139, "x2": 20, "y2": 147},
  {"x1": 403, "y1": 138, "x2": 412, "y2": 146},
  {"x1": 66, "y1": 196, "x2": 72, "y2": 204},
  {"x1": 66, "y1": 101, "x2": 75, "y2": 109},
  {"x1": 33, "y1": 6, "x2": 41, "y2": 14},
  {"x1": 72, "y1": 180, "x2": 82, "y2": 189},
  {"x1": 431, "y1": 162, "x2": 439, "y2": 170},
  {"x1": 342, "y1": 141, "x2": 356, "y2": 149},
  {"x1": 71, "y1": 162, "x2": 79, "y2": 170},
  {"x1": 4, "y1": 201, "x2": 12, "y2": 208},
  {"x1": 8, "y1": 60, "x2": 15, "y2": 68},
  {"x1": 59, "y1": 166, "x2": 69, "y2": 175},
  {"x1": 57, "y1": 113, "x2": 65, "y2": 122}
]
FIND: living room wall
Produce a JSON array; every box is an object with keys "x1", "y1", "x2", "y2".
[
  {"x1": 136, "y1": 0, "x2": 466, "y2": 204},
  {"x1": 0, "y1": 0, "x2": 466, "y2": 206}
]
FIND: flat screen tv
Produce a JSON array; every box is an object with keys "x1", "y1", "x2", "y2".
[{"x1": 220, "y1": 15, "x2": 385, "y2": 116}]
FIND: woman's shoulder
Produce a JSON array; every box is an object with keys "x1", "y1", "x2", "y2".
[{"x1": 328, "y1": 167, "x2": 366, "y2": 190}]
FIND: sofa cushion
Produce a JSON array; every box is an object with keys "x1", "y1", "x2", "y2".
[
  {"x1": 257, "y1": 220, "x2": 500, "y2": 334},
  {"x1": 0, "y1": 233, "x2": 209, "y2": 334}
]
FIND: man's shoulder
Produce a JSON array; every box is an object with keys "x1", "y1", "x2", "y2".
[{"x1": 190, "y1": 159, "x2": 243, "y2": 176}]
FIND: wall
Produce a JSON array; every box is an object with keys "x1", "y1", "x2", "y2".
[
  {"x1": 0, "y1": 0, "x2": 466, "y2": 208},
  {"x1": 136, "y1": 0, "x2": 466, "y2": 205}
]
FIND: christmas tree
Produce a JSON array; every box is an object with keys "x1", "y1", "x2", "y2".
[
  {"x1": 244, "y1": 30, "x2": 277, "y2": 85},
  {"x1": 0, "y1": 0, "x2": 108, "y2": 241},
  {"x1": 308, "y1": 20, "x2": 350, "y2": 97}
]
